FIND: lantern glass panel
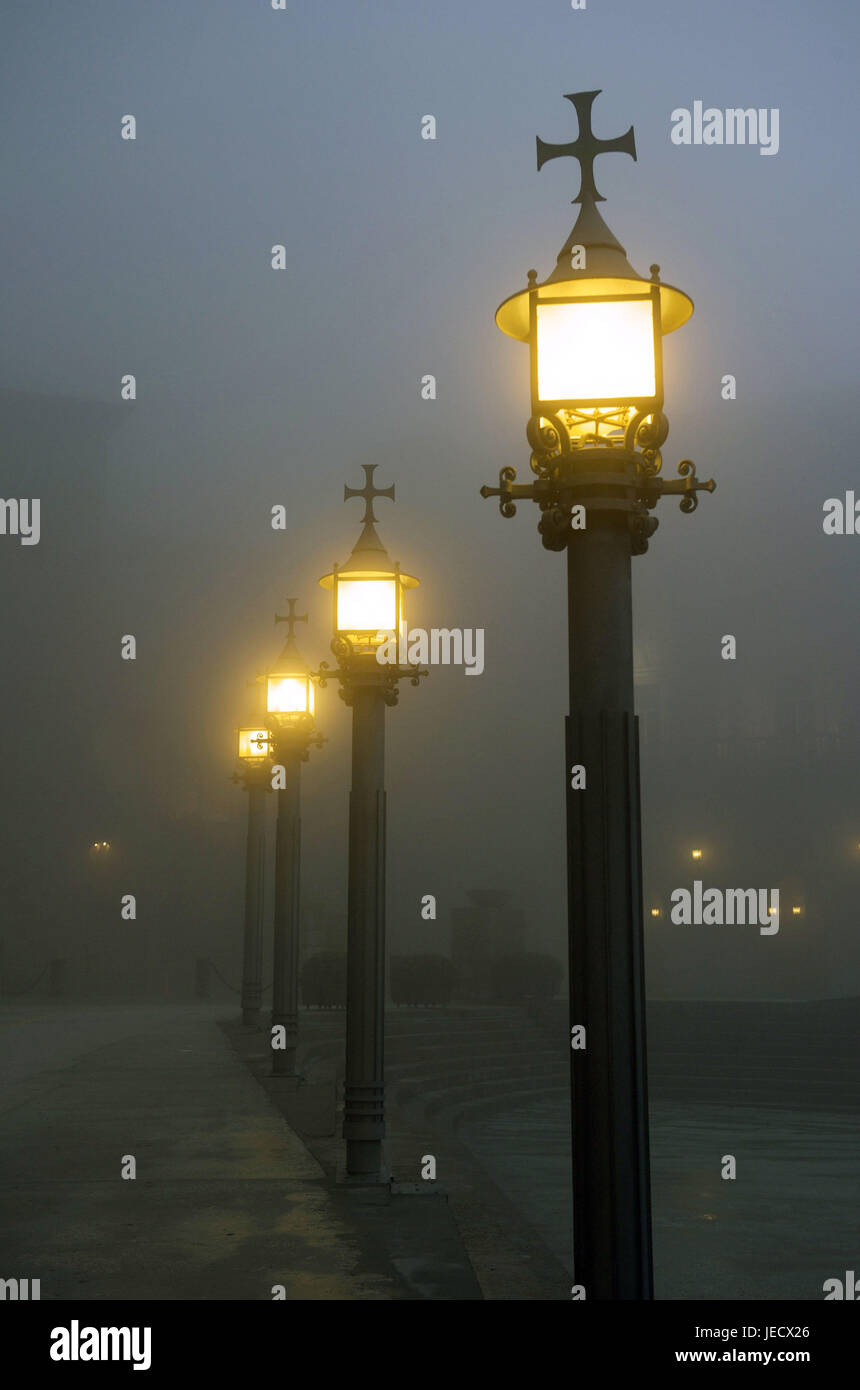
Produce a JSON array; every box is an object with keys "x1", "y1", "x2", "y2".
[
  {"x1": 336, "y1": 577, "x2": 397, "y2": 634},
  {"x1": 238, "y1": 727, "x2": 270, "y2": 760},
  {"x1": 536, "y1": 297, "x2": 656, "y2": 403},
  {"x1": 266, "y1": 676, "x2": 313, "y2": 718}
]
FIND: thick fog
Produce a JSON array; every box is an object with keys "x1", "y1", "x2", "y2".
[{"x1": 2, "y1": 0, "x2": 858, "y2": 1002}]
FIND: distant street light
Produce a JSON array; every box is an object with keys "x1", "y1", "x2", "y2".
[
  {"x1": 234, "y1": 696, "x2": 272, "y2": 1027},
  {"x1": 480, "y1": 89, "x2": 715, "y2": 1299},
  {"x1": 691, "y1": 848, "x2": 704, "y2": 861},
  {"x1": 237, "y1": 726, "x2": 270, "y2": 762},
  {"x1": 317, "y1": 465, "x2": 425, "y2": 1181},
  {"x1": 266, "y1": 599, "x2": 324, "y2": 1078}
]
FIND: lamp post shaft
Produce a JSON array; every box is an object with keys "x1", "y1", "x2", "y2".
[
  {"x1": 566, "y1": 509, "x2": 653, "y2": 1299},
  {"x1": 272, "y1": 747, "x2": 302, "y2": 1076},
  {"x1": 344, "y1": 682, "x2": 387, "y2": 1179},
  {"x1": 240, "y1": 776, "x2": 267, "y2": 1025}
]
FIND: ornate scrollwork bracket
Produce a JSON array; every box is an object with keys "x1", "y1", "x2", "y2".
[
  {"x1": 479, "y1": 465, "x2": 531, "y2": 518},
  {"x1": 380, "y1": 664, "x2": 429, "y2": 706},
  {"x1": 315, "y1": 653, "x2": 428, "y2": 709},
  {"x1": 480, "y1": 409, "x2": 716, "y2": 556},
  {"x1": 624, "y1": 409, "x2": 669, "y2": 476},
  {"x1": 637, "y1": 457, "x2": 717, "y2": 514},
  {"x1": 629, "y1": 508, "x2": 660, "y2": 556},
  {"x1": 265, "y1": 716, "x2": 326, "y2": 763}
]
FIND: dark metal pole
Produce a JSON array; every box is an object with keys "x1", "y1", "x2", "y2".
[
  {"x1": 344, "y1": 679, "x2": 387, "y2": 1179},
  {"x1": 566, "y1": 507, "x2": 653, "y2": 1299},
  {"x1": 240, "y1": 771, "x2": 267, "y2": 1026},
  {"x1": 271, "y1": 744, "x2": 302, "y2": 1077}
]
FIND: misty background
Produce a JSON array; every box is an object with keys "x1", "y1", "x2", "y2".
[{"x1": 2, "y1": 0, "x2": 858, "y2": 1003}]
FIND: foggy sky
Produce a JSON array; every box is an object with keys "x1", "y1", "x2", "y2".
[{"x1": 2, "y1": 0, "x2": 858, "y2": 996}]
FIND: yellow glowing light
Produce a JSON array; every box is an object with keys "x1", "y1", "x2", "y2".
[
  {"x1": 93, "y1": 842, "x2": 100, "y2": 849},
  {"x1": 536, "y1": 298, "x2": 656, "y2": 403},
  {"x1": 266, "y1": 676, "x2": 314, "y2": 718},
  {"x1": 497, "y1": 273, "x2": 693, "y2": 342},
  {"x1": 650, "y1": 907, "x2": 661, "y2": 918},
  {"x1": 336, "y1": 577, "x2": 397, "y2": 634},
  {"x1": 792, "y1": 906, "x2": 802, "y2": 916},
  {"x1": 691, "y1": 848, "x2": 703, "y2": 860},
  {"x1": 238, "y1": 727, "x2": 270, "y2": 760}
]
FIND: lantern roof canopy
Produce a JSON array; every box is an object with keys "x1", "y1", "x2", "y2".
[
  {"x1": 496, "y1": 202, "x2": 693, "y2": 341},
  {"x1": 496, "y1": 89, "x2": 694, "y2": 341},
  {"x1": 267, "y1": 599, "x2": 312, "y2": 675},
  {"x1": 269, "y1": 631, "x2": 310, "y2": 675},
  {"x1": 320, "y1": 466, "x2": 418, "y2": 590}
]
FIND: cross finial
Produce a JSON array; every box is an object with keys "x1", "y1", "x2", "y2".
[
  {"x1": 344, "y1": 463, "x2": 395, "y2": 525},
  {"x1": 537, "y1": 90, "x2": 636, "y2": 208},
  {"x1": 274, "y1": 597, "x2": 307, "y2": 639}
]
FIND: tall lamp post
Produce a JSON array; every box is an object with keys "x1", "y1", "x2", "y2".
[
  {"x1": 234, "y1": 707, "x2": 271, "y2": 1026},
  {"x1": 317, "y1": 465, "x2": 425, "y2": 1181},
  {"x1": 266, "y1": 600, "x2": 323, "y2": 1078},
  {"x1": 480, "y1": 90, "x2": 715, "y2": 1299}
]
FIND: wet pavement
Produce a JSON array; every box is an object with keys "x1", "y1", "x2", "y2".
[{"x1": 0, "y1": 1002, "x2": 480, "y2": 1300}]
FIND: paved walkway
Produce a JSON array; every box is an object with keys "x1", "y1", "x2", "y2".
[
  {"x1": 0, "y1": 1003, "x2": 480, "y2": 1300},
  {"x1": 277, "y1": 1003, "x2": 860, "y2": 1301}
]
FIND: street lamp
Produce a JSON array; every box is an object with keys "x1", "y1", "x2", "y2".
[
  {"x1": 320, "y1": 469, "x2": 417, "y2": 654},
  {"x1": 481, "y1": 89, "x2": 716, "y2": 1300},
  {"x1": 266, "y1": 599, "x2": 323, "y2": 1077},
  {"x1": 317, "y1": 464, "x2": 425, "y2": 1180},
  {"x1": 267, "y1": 632, "x2": 316, "y2": 722},
  {"x1": 234, "y1": 689, "x2": 271, "y2": 1027},
  {"x1": 237, "y1": 725, "x2": 271, "y2": 762}
]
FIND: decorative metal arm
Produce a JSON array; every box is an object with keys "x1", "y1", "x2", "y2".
[
  {"x1": 480, "y1": 410, "x2": 716, "y2": 554},
  {"x1": 645, "y1": 459, "x2": 717, "y2": 513},
  {"x1": 480, "y1": 467, "x2": 546, "y2": 518},
  {"x1": 315, "y1": 655, "x2": 428, "y2": 708}
]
